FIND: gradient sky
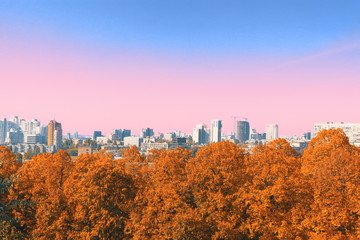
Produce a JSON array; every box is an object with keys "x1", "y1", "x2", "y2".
[{"x1": 1, "y1": 0, "x2": 360, "y2": 136}]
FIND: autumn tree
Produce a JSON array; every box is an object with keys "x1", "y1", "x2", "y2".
[
  {"x1": 0, "y1": 146, "x2": 23, "y2": 239},
  {"x1": 11, "y1": 150, "x2": 73, "y2": 239},
  {"x1": 302, "y1": 129, "x2": 357, "y2": 175},
  {"x1": 126, "y1": 147, "x2": 192, "y2": 239},
  {"x1": 301, "y1": 129, "x2": 360, "y2": 238},
  {"x1": 185, "y1": 141, "x2": 250, "y2": 239},
  {"x1": 64, "y1": 152, "x2": 136, "y2": 239},
  {"x1": 246, "y1": 139, "x2": 312, "y2": 239},
  {"x1": 0, "y1": 146, "x2": 21, "y2": 179}
]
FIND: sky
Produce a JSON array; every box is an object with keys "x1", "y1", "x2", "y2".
[{"x1": 1, "y1": 0, "x2": 360, "y2": 136}]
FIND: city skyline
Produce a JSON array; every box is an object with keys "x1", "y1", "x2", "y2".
[
  {"x1": 1, "y1": 1, "x2": 360, "y2": 136},
  {"x1": 2, "y1": 114, "x2": 359, "y2": 138}
]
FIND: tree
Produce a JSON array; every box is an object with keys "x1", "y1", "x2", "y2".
[
  {"x1": 246, "y1": 139, "x2": 312, "y2": 239},
  {"x1": 15, "y1": 153, "x2": 23, "y2": 161},
  {"x1": 11, "y1": 150, "x2": 73, "y2": 239},
  {"x1": 23, "y1": 149, "x2": 34, "y2": 160},
  {"x1": 302, "y1": 129, "x2": 357, "y2": 175},
  {"x1": 0, "y1": 146, "x2": 24, "y2": 239},
  {"x1": 301, "y1": 129, "x2": 360, "y2": 238},
  {"x1": 64, "y1": 152, "x2": 136, "y2": 239},
  {"x1": 185, "y1": 141, "x2": 250, "y2": 239},
  {"x1": 304, "y1": 149, "x2": 360, "y2": 239},
  {"x1": 126, "y1": 147, "x2": 193, "y2": 239},
  {"x1": 0, "y1": 146, "x2": 21, "y2": 179}
]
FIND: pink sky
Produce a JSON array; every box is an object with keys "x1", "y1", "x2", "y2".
[{"x1": 1, "y1": 28, "x2": 360, "y2": 136}]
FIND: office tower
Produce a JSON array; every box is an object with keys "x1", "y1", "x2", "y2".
[
  {"x1": 93, "y1": 131, "x2": 102, "y2": 141},
  {"x1": 74, "y1": 131, "x2": 79, "y2": 139},
  {"x1": 111, "y1": 129, "x2": 131, "y2": 141},
  {"x1": 266, "y1": 124, "x2": 278, "y2": 140},
  {"x1": 193, "y1": 124, "x2": 210, "y2": 144},
  {"x1": 111, "y1": 129, "x2": 122, "y2": 141},
  {"x1": 0, "y1": 118, "x2": 8, "y2": 144},
  {"x1": 48, "y1": 120, "x2": 62, "y2": 149},
  {"x1": 122, "y1": 129, "x2": 131, "y2": 139},
  {"x1": 210, "y1": 120, "x2": 222, "y2": 143},
  {"x1": 142, "y1": 128, "x2": 154, "y2": 138},
  {"x1": 236, "y1": 120, "x2": 250, "y2": 142},
  {"x1": 40, "y1": 125, "x2": 48, "y2": 144},
  {"x1": 5, "y1": 129, "x2": 24, "y2": 144}
]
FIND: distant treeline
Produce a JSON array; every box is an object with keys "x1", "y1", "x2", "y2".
[{"x1": 0, "y1": 129, "x2": 359, "y2": 239}]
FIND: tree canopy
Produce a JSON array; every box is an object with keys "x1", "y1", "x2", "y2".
[{"x1": 1, "y1": 129, "x2": 360, "y2": 239}]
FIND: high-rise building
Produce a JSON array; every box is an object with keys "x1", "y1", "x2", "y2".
[
  {"x1": 210, "y1": 120, "x2": 222, "y2": 143},
  {"x1": 193, "y1": 124, "x2": 210, "y2": 144},
  {"x1": 74, "y1": 131, "x2": 79, "y2": 139},
  {"x1": 111, "y1": 129, "x2": 131, "y2": 141},
  {"x1": 236, "y1": 121, "x2": 250, "y2": 142},
  {"x1": 0, "y1": 118, "x2": 7, "y2": 144},
  {"x1": 266, "y1": 124, "x2": 278, "y2": 140},
  {"x1": 5, "y1": 129, "x2": 24, "y2": 144},
  {"x1": 142, "y1": 128, "x2": 154, "y2": 138},
  {"x1": 122, "y1": 129, "x2": 131, "y2": 139},
  {"x1": 93, "y1": 131, "x2": 102, "y2": 141},
  {"x1": 48, "y1": 120, "x2": 62, "y2": 149}
]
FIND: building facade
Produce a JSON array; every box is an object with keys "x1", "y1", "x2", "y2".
[
  {"x1": 236, "y1": 121, "x2": 250, "y2": 142},
  {"x1": 266, "y1": 124, "x2": 278, "y2": 140},
  {"x1": 48, "y1": 120, "x2": 62, "y2": 149},
  {"x1": 210, "y1": 120, "x2": 222, "y2": 143},
  {"x1": 193, "y1": 124, "x2": 210, "y2": 144},
  {"x1": 93, "y1": 131, "x2": 102, "y2": 141}
]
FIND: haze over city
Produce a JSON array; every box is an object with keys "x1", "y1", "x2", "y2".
[{"x1": 1, "y1": 1, "x2": 360, "y2": 136}]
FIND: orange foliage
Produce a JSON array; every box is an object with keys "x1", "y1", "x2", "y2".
[
  {"x1": 10, "y1": 150, "x2": 73, "y2": 239},
  {"x1": 0, "y1": 146, "x2": 21, "y2": 179},
  {"x1": 301, "y1": 129, "x2": 360, "y2": 239},
  {"x1": 64, "y1": 152, "x2": 136, "y2": 239},
  {"x1": 126, "y1": 147, "x2": 192, "y2": 239},
  {"x1": 302, "y1": 129, "x2": 359, "y2": 174},
  {"x1": 3, "y1": 129, "x2": 360, "y2": 239},
  {"x1": 247, "y1": 139, "x2": 312, "y2": 239},
  {"x1": 185, "y1": 141, "x2": 250, "y2": 239}
]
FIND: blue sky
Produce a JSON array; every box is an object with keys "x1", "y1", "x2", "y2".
[
  {"x1": 1, "y1": 0, "x2": 360, "y2": 135},
  {"x1": 2, "y1": 0, "x2": 360, "y2": 53}
]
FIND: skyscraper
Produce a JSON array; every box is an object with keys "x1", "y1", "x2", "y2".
[
  {"x1": 193, "y1": 124, "x2": 210, "y2": 144},
  {"x1": 93, "y1": 131, "x2": 102, "y2": 141},
  {"x1": 210, "y1": 120, "x2": 222, "y2": 143},
  {"x1": 236, "y1": 120, "x2": 250, "y2": 142},
  {"x1": 266, "y1": 124, "x2": 278, "y2": 140},
  {"x1": 142, "y1": 128, "x2": 154, "y2": 138},
  {"x1": 48, "y1": 120, "x2": 62, "y2": 149},
  {"x1": 0, "y1": 118, "x2": 8, "y2": 144}
]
